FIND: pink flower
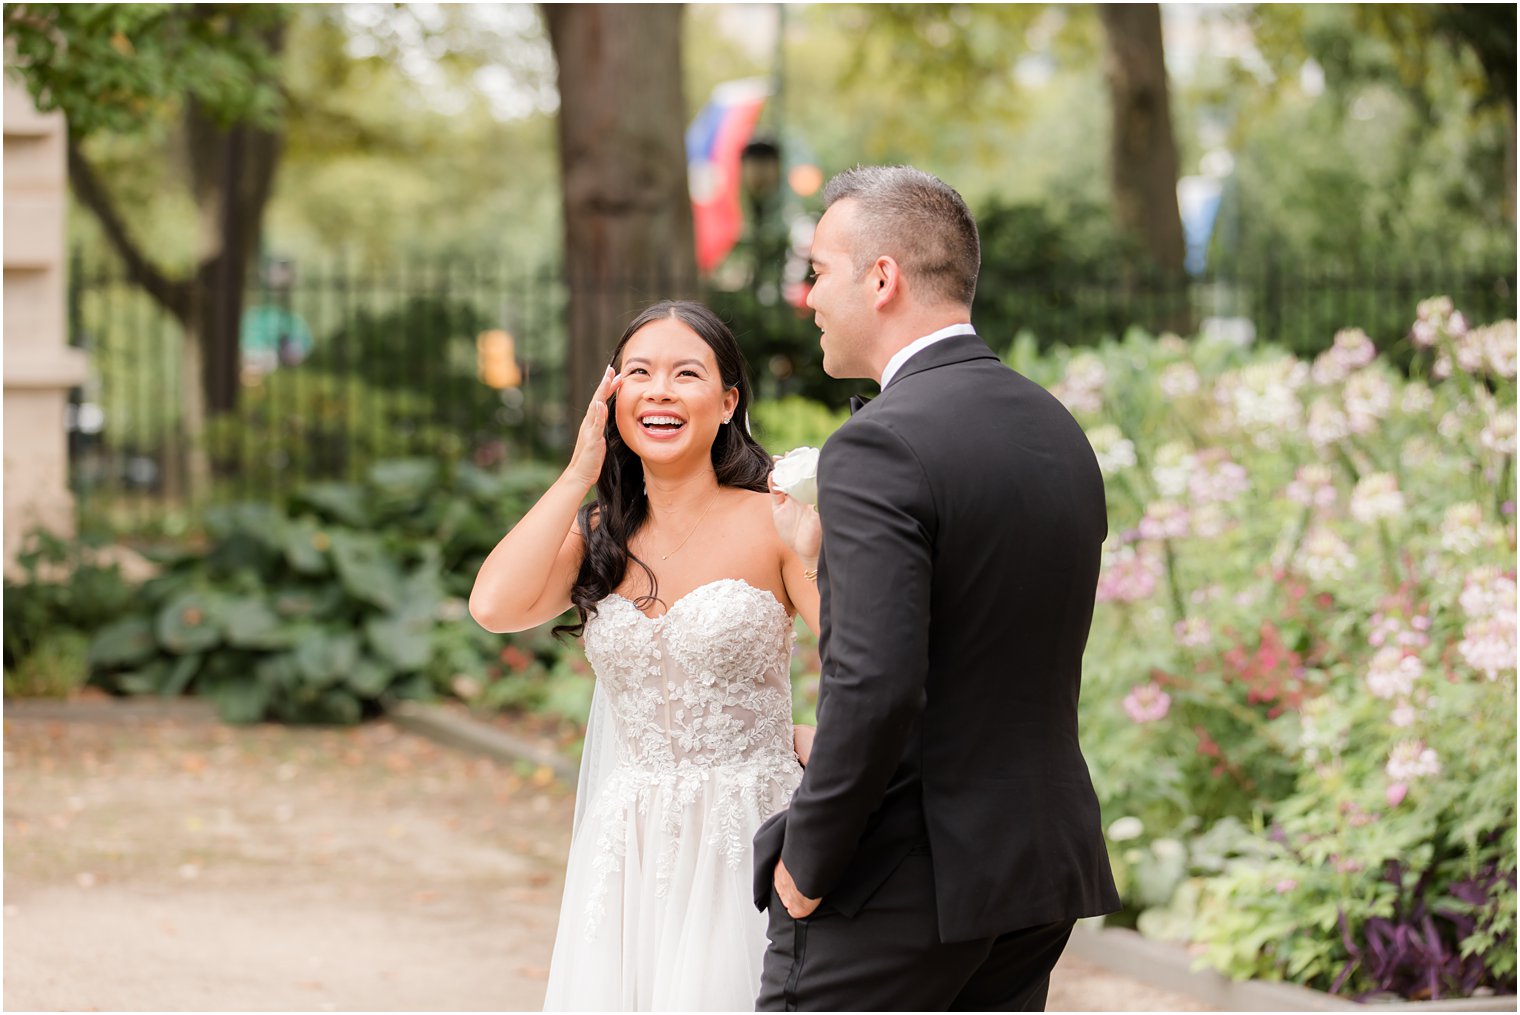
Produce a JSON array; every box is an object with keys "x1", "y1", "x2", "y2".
[
  {"x1": 1123, "y1": 684, "x2": 1172, "y2": 724},
  {"x1": 1274, "y1": 878, "x2": 1300, "y2": 894},
  {"x1": 1097, "y1": 546, "x2": 1162, "y2": 604},
  {"x1": 1386, "y1": 782, "x2": 1409, "y2": 807},
  {"x1": 1458, "y1": 616, "x2": 1517, "y2": 680},
  {"x1": 1285, "y1": 464, "x2": 1337, "y2": 510},
  {"x1": 1188, "y1": 454, "x2": 1250, "y2": 505},
  {"x1": 1390, "y1": 700, "x2": 1417, "y2": 728},
  {"x1": 1386, "y1": 740, "x2": 1441, "y2": 781},
  {"x1": 1139, "y1": 501, "x2": 1191, "y2": 541},
  {"x1": 1365, "y1": 647, "x2": 1422, "y2": 699},
  {"x1": 1174, "y1": 617, "x2": 1213, "y2": 649}
]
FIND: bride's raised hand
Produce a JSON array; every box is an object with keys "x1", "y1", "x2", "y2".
[{"x1": 566, "y1": 366, "x2": 624, "y2": 490}]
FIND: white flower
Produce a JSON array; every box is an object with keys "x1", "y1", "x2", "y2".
[
  {"x1": 1307, "y1": 398, "x2": 1351, "y2": 449},
  {"x1": 1216, "y1": 358, "x2": 1306, "y2": 450},
  {"x1": 1188, "y1": 455, "x2": 1249, "y2": 505},
  {"x1": 1285, "y1": 464, "x2": 1337, "y2": 510},
  {"x1": 1477, "y1": 321, "x2": 1517, "y2": 378},
  {"x1": 1159, "y1": 362, "x2": 1201, "y2": 399},
  {"x1": 1139, "y1": 501, "x2": 1190, "y2": 541},
  {"x1": 1311, "y1": 328, "x2": 1377, "y2": 385},
  {"x1": 1344, "y1": 372, "x2": 1393, "y2": 434},
  {"x1": 1174, "y1": 617, "x2": 1212, "y2": 649},
  {"x1": 1192, "y1": 503, "x2": 1229, "y2": 538},
  {"x1": 1480, "y1": 407, "x2": 1516, "y2": 456},
  {"x1": 1349, "y1": 473, "x2": 1405, "y2": 524},
  {"x1": 1400, "y1": 382, "x2": 1435, "y2": 416},
  {"x1": 1416, "y1": 296, "x2": 1455, "y2": 326},
  {"x1": 1390, "y1": 700, "x2": 1418, "y2": 728},
  {"x1": 1458, "y1": 616, "x2": 1517, "y2": 679},
  {"x1": 1087, "y1": 425, "x2": 1137, "y2": 475},
  {"x1": 1459, "y1": 567, "x2": 1517, "y2": 620},
  {"x1": 1052, "y1": 381, "x2": 1103, "y2": 416},
  {"x1": 1385, "y1": 740, "x2": 1441, "y2": 781},
  {"x1": 1054, "y1": 353, "x2": 1108, "y2": 416},
  {"x1": 771, "y1": 447, "x2": 820, "y2": 506},
  {"x1": 1108, "y1": 816, "x2": 1144, "y2": 842},
  {"x1": 1151, "y1": 442, "x2": 1195, "y2": 498},
  {"x1": 1440, "y1": 503, "x2": 1487, "y2": 555},
  {"x1": 1065, "y1": 352, "x2": 1107, "y2": 392},
  {"x1": 1365, "y1": 647, "x2": 1422, "y2": 700},
  {"x1": 1299, "y1": 527, "x2": 1356, "y2": 583}
]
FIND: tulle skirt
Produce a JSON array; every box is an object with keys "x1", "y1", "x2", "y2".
[{"x1": 542, "y1": 761, "x2": 799, "y2": 1011}]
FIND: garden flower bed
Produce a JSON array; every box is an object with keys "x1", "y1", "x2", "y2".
[{"x1": 1017, "y1": 299, "x2": 1515, "y2": 1002}]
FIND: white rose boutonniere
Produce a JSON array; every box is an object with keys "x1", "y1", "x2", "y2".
[{"x1": 771, "y1": 446, "x2": 820, "y2": 507}]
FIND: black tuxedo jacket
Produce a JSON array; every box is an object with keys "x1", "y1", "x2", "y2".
[{"x1": 754, "y1": 332, "x2": 1120, "y2": 944}]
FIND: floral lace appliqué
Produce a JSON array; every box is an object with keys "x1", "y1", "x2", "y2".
[{"x1": 577, "y1": 579, "x2": 802, "y2": 938}]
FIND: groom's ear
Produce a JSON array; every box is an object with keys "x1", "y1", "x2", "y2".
[{"x1": 872, "y1": 256, "x2": 901, "y2": 309}]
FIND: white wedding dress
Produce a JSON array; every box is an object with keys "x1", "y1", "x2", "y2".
[{"x1": 542, "y1": 578, "x2": 802, "y2": 1011}]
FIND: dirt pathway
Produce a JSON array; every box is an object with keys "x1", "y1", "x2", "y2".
[{"x1": 3, "y1": 701, "x2": 1207, "y2": 1012}]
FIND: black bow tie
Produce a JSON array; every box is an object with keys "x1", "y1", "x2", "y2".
[{"x1": 849, "y1": 394, "x2": 872, "y2": 415}]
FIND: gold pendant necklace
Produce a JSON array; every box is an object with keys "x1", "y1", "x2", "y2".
[{"x1": 658, "y1": 489, "x2": 721, "y2": 560}]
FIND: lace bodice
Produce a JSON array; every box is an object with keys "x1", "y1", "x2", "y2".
[
  {"x1": 567, "y1": 578, "x2": 802, "y2": 942},
  {"x1": 583, "y1": 578, "x2": 798, "y2": 772}
]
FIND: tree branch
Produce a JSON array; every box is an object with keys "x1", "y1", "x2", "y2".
[{"x1": 65, "y1": 138, "x2": 191, "y2": 320}]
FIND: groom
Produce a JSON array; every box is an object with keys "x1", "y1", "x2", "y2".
[{"x1": 754, "y1": 166, "x2": 1120, "y2": 1011}]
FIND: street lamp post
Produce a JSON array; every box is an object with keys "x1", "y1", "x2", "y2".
[{"x1": 739, "y1": 137, "x2": 784, "y2": 304}]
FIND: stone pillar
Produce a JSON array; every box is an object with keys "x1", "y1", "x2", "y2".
[{"x1": 4, "y1": 78, "x2": 87, "y2": 576}]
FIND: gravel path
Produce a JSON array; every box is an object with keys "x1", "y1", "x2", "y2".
[{"x1": 3, "y1": 700, "x2": 1209, "y2": 1012}]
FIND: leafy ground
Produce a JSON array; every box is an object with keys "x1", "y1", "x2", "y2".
[{"x1": 3, "y1": 697, "x2": 1208, "y2": 1011}]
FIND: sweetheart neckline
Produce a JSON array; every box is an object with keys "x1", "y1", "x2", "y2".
[{"x1": 602, "y1": 577, "x2": 789, "y2": 624}]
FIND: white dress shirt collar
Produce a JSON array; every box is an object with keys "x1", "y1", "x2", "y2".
[{"x1": 879, "y1": 322, "x2": 977, "y2": 390}]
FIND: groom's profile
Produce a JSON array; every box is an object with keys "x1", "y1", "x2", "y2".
[{"x1": 753, "y1": 166, "x2": 1119, "y2": 1011}]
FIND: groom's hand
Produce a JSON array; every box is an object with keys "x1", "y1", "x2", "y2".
[{"x1": 774, "y1": 858, "x2": 821, "y2": 919}]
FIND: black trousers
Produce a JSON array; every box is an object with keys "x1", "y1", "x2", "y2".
[{"x1": 756, "y1": 854, "x2": 1075, "y2": 1012}]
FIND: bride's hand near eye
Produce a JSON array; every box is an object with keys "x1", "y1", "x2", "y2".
[
  {"x1": 470, "y1": 366, "x2": 624, "y2": 633},
  {"x1": 567, "y1": 366, "x2": 625, "y2": 490}
]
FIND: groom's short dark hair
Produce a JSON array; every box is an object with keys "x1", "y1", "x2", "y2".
[{"x1": 821, "y1": 166, "x2": 981, "y2": 308}]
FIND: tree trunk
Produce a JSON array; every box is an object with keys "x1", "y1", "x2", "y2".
[
  {"x1": 66, "y1": 19, "x2": 284, "y2": 502},
  {"x1": 185, "y1": 98, "x2": 283, "y2": 417},
  {"x1": 1097, "y1": 4, "x2": 1189, "y2": 331},
  {"x1": 544, "y1": 4, "x2": 698, "y2": 429}
]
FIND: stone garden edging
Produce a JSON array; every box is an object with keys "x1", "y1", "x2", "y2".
[{"x1": 1066, "y1": 914, "x2": 1515, "y2": 1011}]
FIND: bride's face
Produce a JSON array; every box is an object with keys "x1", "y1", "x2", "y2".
[{"x1": 614, "y1": 318, "x2": 739, "y2": 468}]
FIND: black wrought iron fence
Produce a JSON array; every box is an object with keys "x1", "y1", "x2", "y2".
[{"x1": 66, "y1": 252, "x2": 1515, "y2": 531}]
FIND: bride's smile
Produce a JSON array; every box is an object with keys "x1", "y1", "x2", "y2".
[{"x1": 614, "y1": 317, "x2": 738, "y2": 465}]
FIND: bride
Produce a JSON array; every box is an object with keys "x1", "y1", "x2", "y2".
[{"x1": 469, "y1": 300, "x2": 821, "y2": 1010}]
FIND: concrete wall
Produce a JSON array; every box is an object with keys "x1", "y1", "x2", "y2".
[{"x1": 4, "y1": 77, "x2": 87, "y2": 575}]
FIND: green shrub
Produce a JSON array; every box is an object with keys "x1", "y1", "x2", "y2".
[
  {"x1": 749, "y1": 396, "x2": 849, "y2": 456},
  {"x1": 88, "y1": 457, "x2": 571, "y2": 724},
  {"x1": 4, "y1": 530, "x2": 137, "y2": 696},
  {"x1": 5, "y1": 630, "x2": 92, "y2": 699}
]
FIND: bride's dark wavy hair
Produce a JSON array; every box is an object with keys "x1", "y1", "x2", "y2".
[{"x1": 553, "y1": 300, "x2": 772, "y2": 639}]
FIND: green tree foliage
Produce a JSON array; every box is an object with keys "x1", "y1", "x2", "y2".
[
  {"x1": 3, "y1": 3, "x2": 283, "y2": 136},
  {"x1": 1229, "y1": 4, "x2": 1516, "y2": 263}
]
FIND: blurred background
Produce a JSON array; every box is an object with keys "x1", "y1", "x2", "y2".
[
  {"x1": 3, "y1": 4, "x2": 1515, "y2": 1008},
  {"x1": 5, "y1": 3, "x2": 1513, "y2": 521}
]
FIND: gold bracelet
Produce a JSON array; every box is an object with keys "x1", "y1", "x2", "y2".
[{"x1": 802, "y1": 567, "x2": 818, "y2": 583}]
